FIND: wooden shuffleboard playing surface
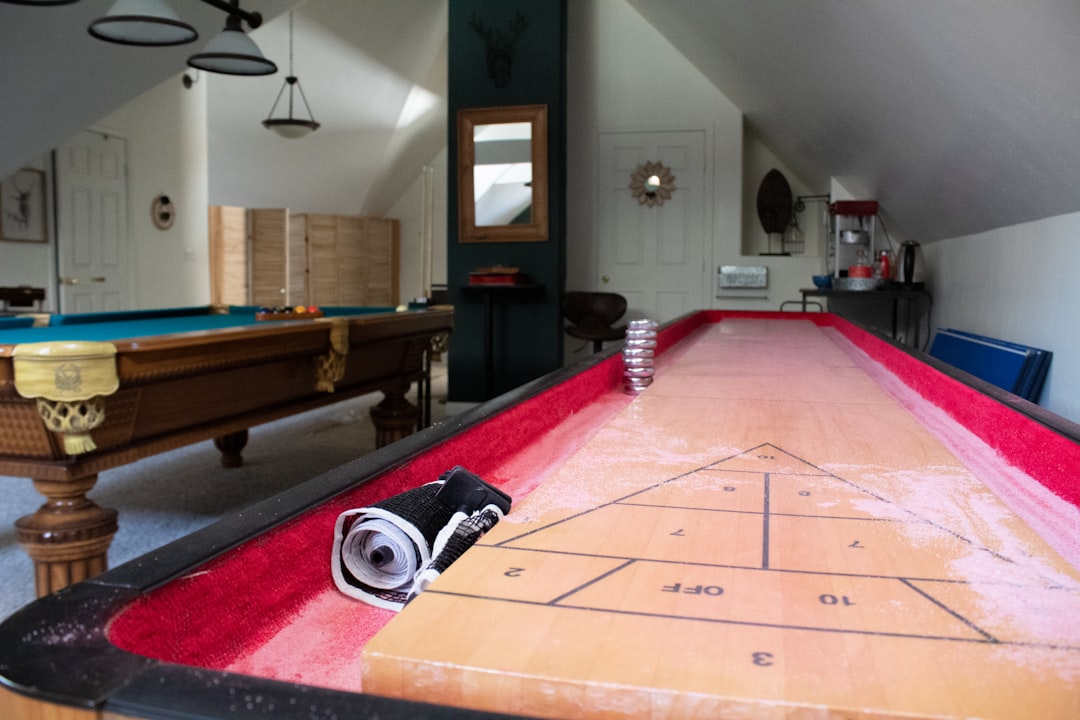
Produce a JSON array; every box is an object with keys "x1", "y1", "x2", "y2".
[{"x1": 362, "y1": 319, "x2": 1080, "y2": 719}]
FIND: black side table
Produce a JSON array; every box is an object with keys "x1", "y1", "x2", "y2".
[
  {"x1": 799, "y1": 285, "x2": 932, "y2": 347},
  {"x1": 461, "y1": 283, "x2": 545, "y2": 399}
]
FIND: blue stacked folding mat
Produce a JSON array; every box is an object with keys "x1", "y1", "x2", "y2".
[{"x1": 928, "y1": 329, "x2": 1052, "y2": 403}]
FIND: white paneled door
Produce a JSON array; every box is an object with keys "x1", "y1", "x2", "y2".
[
  {"x1": 55, "y1": 131, "x2": 130, "y2": 313},
  {"x1": 597, "y1": 130, "x2": 708, "y2": 323}
]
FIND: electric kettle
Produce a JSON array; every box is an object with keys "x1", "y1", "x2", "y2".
[{"x1": 900, "y1": 241, "x2": 923, "y2": 285}]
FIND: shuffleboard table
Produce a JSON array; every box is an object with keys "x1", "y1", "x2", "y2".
[
  {"x1": 0, "y1": 304, "x2": 453, "y2": 598},
  {"x1": 1, "y1": 310, "x2": 1077, "y2": 720}
]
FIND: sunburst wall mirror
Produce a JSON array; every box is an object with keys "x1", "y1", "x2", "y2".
[{"x1": 629, "y1": 161, "x2": 676, "y2": 207}]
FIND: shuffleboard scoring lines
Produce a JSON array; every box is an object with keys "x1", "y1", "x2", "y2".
[{"x1": 426, "y1": 442, "x2": 1080, "y2": 652}]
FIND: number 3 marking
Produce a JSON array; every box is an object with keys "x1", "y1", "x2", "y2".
[{"x1": 752, "y1": 651, "x2": 774, "y2": 666}]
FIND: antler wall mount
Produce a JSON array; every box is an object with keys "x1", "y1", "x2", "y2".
[{"x1": 468, "y1": 10, "x2": 529, "y2": 88}]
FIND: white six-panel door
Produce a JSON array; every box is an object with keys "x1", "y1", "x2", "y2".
[
  {"x1": 596, "y1": 129, "x2": 708, "y2": 323},
  {"x1": 55, "y1": 131, "x2": 131, "y2": 313}
]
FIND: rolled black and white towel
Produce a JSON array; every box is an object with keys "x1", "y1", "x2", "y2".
[{"x1": 331, "y1": 466, "x2": 511, "y2": 611}]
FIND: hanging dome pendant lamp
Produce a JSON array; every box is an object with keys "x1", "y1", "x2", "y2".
[{"x1": 263, "y1": 12, "x2": 320, "y2": 138}]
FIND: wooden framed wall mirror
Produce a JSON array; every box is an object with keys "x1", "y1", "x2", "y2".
[{"x1": 457, "y1": 104, "x2": 548, "y2": 243}]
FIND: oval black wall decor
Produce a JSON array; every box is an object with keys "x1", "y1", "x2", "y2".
[{"x1": 756, "y1": 168, "x2": 793, "y2": 234}]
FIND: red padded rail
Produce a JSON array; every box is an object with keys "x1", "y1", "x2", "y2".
[{"x1": 108, "y1": 311, "x2": 1079, "y2": 671}]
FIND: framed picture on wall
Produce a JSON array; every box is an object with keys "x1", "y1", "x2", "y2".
[{"x1": 1, "y1": 168, "x2": 47, "y2": 243}]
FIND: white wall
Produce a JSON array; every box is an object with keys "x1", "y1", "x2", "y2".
[
  {"x1": 0, "y1": 155, "x2": 55, "y2": 309},
  {"x1": 566, "y1": 0, "x2": 742, "y2": 302},
  {"x1": 388, "y1": 147, "x2": 448, "y2": 303},
  {"x1": 737, "y1": 132, "x2": 830, "y2": 309},
  {"x1": 565, "y1": 0, "x2": 817, "y2": 329},
  {"x1": 96, "y1": 73, "x2": 211, "y2": 309},
  {"x1": 923, "y1": 214, "x2": 1080, "y2": 423},
  {"x1": 0, "y1": 73, "x2": 210, "y2": 311},
  {"x1": 742, "y1": 132, "x2": 828, "y2": 261},
  {"x1": 2, "y1": 67, "x2": 447, "y2": 313}
]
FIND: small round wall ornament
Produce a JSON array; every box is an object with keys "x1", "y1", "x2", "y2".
[
  {"x1": 151, "y1": 194, "x2": 175, "y2": 230},
  {"x1": 629, "y1": 161, "x2": 676, "y2": 207}
]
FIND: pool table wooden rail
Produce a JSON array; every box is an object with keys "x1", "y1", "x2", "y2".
[{"x1": 0, "y1": 306, "x2": 453, "y2": 597}]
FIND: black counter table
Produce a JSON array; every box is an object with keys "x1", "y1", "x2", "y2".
[{"x1": 799, "y1": 284, "x2": 931, "y2": 347}]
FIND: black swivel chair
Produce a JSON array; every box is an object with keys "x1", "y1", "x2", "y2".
[{"x1": 561, "y1": 291, "x2": 628, "y2": 353}]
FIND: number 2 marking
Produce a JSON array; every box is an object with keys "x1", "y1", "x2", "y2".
[{"x1": 504, "y1": 567, "x2": 525, "y2": 577}]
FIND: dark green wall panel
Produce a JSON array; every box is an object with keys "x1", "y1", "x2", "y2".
[{"x1": 448, "y1": 0, "x2": 567, "y2": 401}]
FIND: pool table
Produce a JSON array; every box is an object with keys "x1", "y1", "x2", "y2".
[
  {"x1": 1, "y1": 310, "x2": 1078, "y2": 720},
  {"x1": 0, "y1": 304, "x2": 453, "y2": 598}
]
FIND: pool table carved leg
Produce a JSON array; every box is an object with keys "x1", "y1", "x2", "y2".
[
  {"x1": 370, "y1": 380, "x2": 419, "y2": 448},
  {"x1": 15, "y1": 474, "x2": 118, "y2": 598},
  {"x1": 214, "y1": 429, "x2": 249, "y2": 468}
]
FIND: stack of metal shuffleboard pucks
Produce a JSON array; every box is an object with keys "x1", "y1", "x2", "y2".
[{"x1": 622, "y1": 319, "x2": 658, "y2": 394}]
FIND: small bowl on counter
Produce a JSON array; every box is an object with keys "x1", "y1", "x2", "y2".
[{"x1": 811, "y1": 275, "x2": 832, "y2": 289}]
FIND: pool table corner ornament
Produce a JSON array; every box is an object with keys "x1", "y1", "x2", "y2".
[
  {"x1": 429, "y1": 331, "x2": 449, "y2": 360},
  {"x1": 12, "y1": 341, "x2": 119, "y2": 455},
  {"x1": 315, "y1": 317, "x2": 349, "y2": 392}
]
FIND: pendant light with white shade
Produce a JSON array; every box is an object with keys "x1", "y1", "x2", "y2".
[
  {"x1": 188, "y1": 11, "x2": 277, "y2": 76},
  {"x1": 88, "y1": 0, "x2": 198, "y2": 47},
  {"x1": 263, "y1": 12, "x2": 320, "y2": 138},
  {"x1": 79, "y1": 0, "x2": 277, "y2": 76}
]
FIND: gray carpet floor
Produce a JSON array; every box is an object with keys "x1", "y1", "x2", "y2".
[{"x1": 0, "y1": 362, "x2": 449, "y2": 621}]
